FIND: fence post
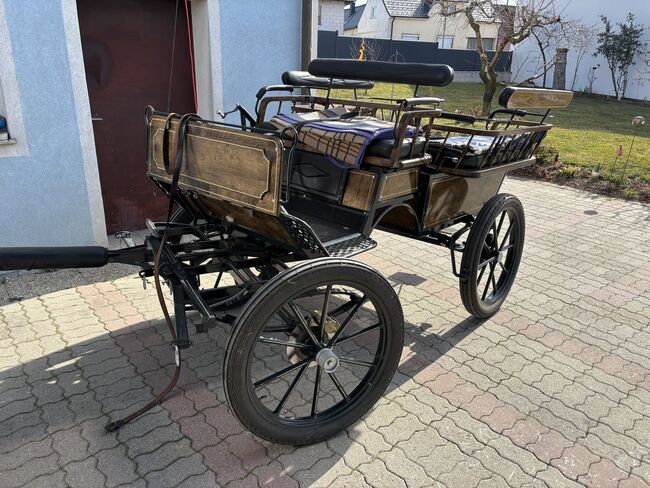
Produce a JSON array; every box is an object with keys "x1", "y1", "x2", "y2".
[{"x1": 552, "y1": 48, "x2": 569, "y2": 90}]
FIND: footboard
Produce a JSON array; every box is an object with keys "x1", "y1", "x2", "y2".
[{"x1": 147, "y1": 113, "x2": 284, "y2": 215}]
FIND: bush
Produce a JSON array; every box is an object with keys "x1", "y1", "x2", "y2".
[
  {"x1": 606, "y1": 173, "x2": 628, "y2": 186},
  {"x1": 622, "y1": 188, "x2": 640, "y2": 199},
  {"x1": 559, "y1": 165, "x2": 580, "y2": 178},
  {"x1": 535, "y1": 145, "x2": 559, "y2": 165}
]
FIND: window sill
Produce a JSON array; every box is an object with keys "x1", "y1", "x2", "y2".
[{"x1": 0, "y1": 138, "x2": 17, "y2": 145}]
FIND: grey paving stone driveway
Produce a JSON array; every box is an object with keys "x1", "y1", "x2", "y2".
[{"x1": 1, "y1": 177, "x2": 649, "y2": 488}]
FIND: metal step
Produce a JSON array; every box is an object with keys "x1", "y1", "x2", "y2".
[{"x1": 325, "y1": 234, "x2": 377, "y2": 258}]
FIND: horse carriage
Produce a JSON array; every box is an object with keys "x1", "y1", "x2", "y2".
[{"x1": 0, "y1": 59, "x2": 573, "y2": 445}]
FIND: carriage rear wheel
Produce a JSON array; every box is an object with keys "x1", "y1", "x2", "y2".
[
  {"x1": 460, "y1": 194, "x2": 525, "y2": 319},
  {"x1": 223, "y1": 258, "x2": 404, "y2": 445}
]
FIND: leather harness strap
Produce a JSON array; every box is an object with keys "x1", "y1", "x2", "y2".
[{"x1": 106, "y1": 112, "x2": 198, "y2": 432}]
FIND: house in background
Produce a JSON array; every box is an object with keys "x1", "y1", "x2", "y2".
[
  {"x1": 344, "y1": 2, "x2": 366, "y2": 35},
  {"x1": 0, "y1": 0, "x2": 317, "y2": 246},
  {"x1": 318, "y1": 0, "x2": 352, "y2": 32},
  {"x1": 347, "y1": 0, "x2": 502, "y2": 51}
]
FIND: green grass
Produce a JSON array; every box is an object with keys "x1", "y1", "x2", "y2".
[{"x1": 331, "y1": 83, "x2": 650, "y2": 181}]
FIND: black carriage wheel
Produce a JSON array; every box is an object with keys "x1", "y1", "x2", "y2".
[
  {"x1": 460, "y1": 193, "x2": 525, "y2": 319},
  {"x1": 223, "y1": 258, "x2": 404, "y2": 445}
]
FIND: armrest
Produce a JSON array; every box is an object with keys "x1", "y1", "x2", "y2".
[
  {"x1": 401, "y1": 97, "x2": 444, "y2": 107},
  {"x1": 488, "y1": 108, "x2": 527, "y2": 118},
  {"x1": 439, "y1": 112, "x2": 477, "y2": 124},
  {"x1": 256, "y1": 84, "x2": 295, "y2": 100}
]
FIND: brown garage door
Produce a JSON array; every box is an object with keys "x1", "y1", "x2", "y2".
[{"x1": 78, "y1": 0, "x2": 196, "y2": 233}]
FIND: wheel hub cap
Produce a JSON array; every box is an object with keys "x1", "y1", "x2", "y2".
[{"x1": 316, "y1": 348, "x2": 339, "y2": 373}]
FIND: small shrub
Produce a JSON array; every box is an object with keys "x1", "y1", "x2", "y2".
[
  {"x1": 559, "y1": 165, "x2": 579, "y2": 178},
  {"x1": 622, "y1": 188, "x2": 640, "y2": 199},
  {"x1": 606, "y1": 173, "x2": 628, "y2": 186},
  {"x1": 535, "y1": 145, "x2": 559, "y2": 165}
]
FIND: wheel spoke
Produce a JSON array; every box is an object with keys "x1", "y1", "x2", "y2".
[
  {"x1": 495, "y1": 211, "x2": 507, "y2": 239},
  {"x1": 288, "y1": 301, "x2": 322, "y2": 347},
  {"x1": 477, "y1": 259, "x2": 490, "y2": 285},
  {"x1": 335, "y1": 323, "x2": 380, "y2": 345},
  {"x1": 478, "y1": 256, "x2": 496, "y2": 270},
  {"x1": 311, "y1": 366, "x2": 322, "y2": 417},
  {"x1": 327, "y1": 295, "x2": 367, "y2": 347},
  {"x1": 490, "y1": 265, "x2": 498, "y2": 294},
  {"x1": 257, "y1": 336, "x2": 310, "y2": 348},
  {"x1": 329, "y1": 373, "x2": 349, "y2": 401},
  {"x1": 340, "y1": 357, "x2": 375, "y2": 368},
  {"x1": 328, "y1": 293, "x2": 363, "y2": 317},
  {"x1": 254, "y1": 356, "x2": 312, "y2": 389},
  {"x1": 498, "y1": 261, "x2": 508, "y2": 274},
  {"x1": 319, "y1": 285, "x2": 333, "y2": 342},
  {"x1": 499, "y1": 221, "x2": 515, "y2": 251},
  {"x1": 273, "y1": 363, "x2": 308, "y2": 414},
  {"x1": 482, "y1": 262, "x2": 496, "y2": 301}
]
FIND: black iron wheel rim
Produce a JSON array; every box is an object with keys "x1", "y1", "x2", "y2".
[
  {"x1": 245, "y1": 281, "x2": 389, "y2": 424},
  {"x1": 475, "y1": 208, "x2": 520, "y2": 306}
]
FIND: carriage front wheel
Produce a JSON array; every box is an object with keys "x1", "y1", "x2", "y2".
[
  {"x1": 223, "y1": 258, "x2": 404, "y2": 445},
  {"x1": 460, "y1": 193, "x2": 525, "y2": 319}
]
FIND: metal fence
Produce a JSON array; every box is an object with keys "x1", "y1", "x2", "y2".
[{"x1": 317, "y1": 30, "x2": 512, "y2": 73}]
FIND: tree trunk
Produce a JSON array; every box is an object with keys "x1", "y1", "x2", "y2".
[{"x1": 482, "y1": 76, "x2": 497, "y2": 115}]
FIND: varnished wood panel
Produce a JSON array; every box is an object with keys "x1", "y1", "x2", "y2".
[
  {"x1": 423, "y1": 173, "x2": 505, "y2": 229},
  {"x1": 503, "y1": 88, "x2": 574, "y2": 110},
  {"x1": 342, "y1": 171, "x2": 377, "y2": 211},
  {"x1": 378, "y1": 168, "x2": 419, "y2": 202},
  {"x1": 147, "y1": 115, "x2": 283, "y2": 215},
  {"x1": 199, "y1": 199, "x2": 295, "y2": 246}
]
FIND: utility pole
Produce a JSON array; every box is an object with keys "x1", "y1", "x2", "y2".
[{"x1": 301, "y1": 0, "x2": 313, "y2": 71}]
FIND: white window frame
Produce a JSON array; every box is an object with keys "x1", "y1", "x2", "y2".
[
  {"x1": 0, "y1": 2, "x2": 29, "y2": 157},
  {"x1": 401, "y1": 33, "x2": 420, "y2": 41},
  {"x1": 370, "y1": 6, "x2": 376, "y2": 18},
  {"x1": 437, "y1": 35, "x2": 454, "y2": 49}
]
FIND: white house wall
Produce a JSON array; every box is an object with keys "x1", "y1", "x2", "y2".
[
  {"x1": 319, "y1": 0, "x2": 345, "y2": 32},
  {"x1": 512, "y1": 0, "x2": 650, "y2": 99},
  {"x1": 353, "y1": 0, "x2": 391, "y2": 39}
]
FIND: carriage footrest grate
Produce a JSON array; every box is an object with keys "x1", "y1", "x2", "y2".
[{"x1": 325, "y1": 235, "x2": 377, "y2": 258}]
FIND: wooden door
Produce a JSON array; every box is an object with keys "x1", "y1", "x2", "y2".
[{"x1": 78, "y1": 0, "x2": 196, "y2": 233}]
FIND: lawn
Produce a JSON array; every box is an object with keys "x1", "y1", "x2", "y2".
[{"x1": 331, "y1": 83, "x2": 650, "y2": 181}]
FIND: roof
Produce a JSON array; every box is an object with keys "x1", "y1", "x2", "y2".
[
  {"x1": 381, "y1": 0, "x2": 431, "y2": 18},
  {"x1": 344, "y1": 4, "x2": 366, "y2": 29},
  {"x1": 379, "y1": 1, "x2": 498, "y2": 22}
]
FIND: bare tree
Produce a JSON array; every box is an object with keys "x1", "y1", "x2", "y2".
[
  {"x1": 444, "y1": 0, "x2": 566, "y2": 115},
  {"x1": 349, "y1": 38, "x2": 384, "y2": 61},
  {"x1": 526, "y1": 21, "x2": 572, "y2": 88},
  {"x1": 568, "y1": 23, "x2": 599, "y2": 91}
]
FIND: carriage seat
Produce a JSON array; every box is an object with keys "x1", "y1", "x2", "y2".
[
  {"x1": 260, "y1": 109, "x2": 428, "y2": 168},
  {"x1": 366, "y1": 136, "x2": 428, "y2": 160},
  {"x1": 427, "y1": 135, "x2": 501, "y2": 169}
]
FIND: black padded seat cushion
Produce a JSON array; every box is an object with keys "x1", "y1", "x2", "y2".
[
  {"x1": 427, "y1": 135, "x2": 534, "y2": 169},
  {"x1": 366, "y1": 137, "x2": 428, "y2": 160}
]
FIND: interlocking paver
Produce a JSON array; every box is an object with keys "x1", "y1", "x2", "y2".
[{"x1": 1, "y1": 178, "x2": 649, "y2": 487}]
